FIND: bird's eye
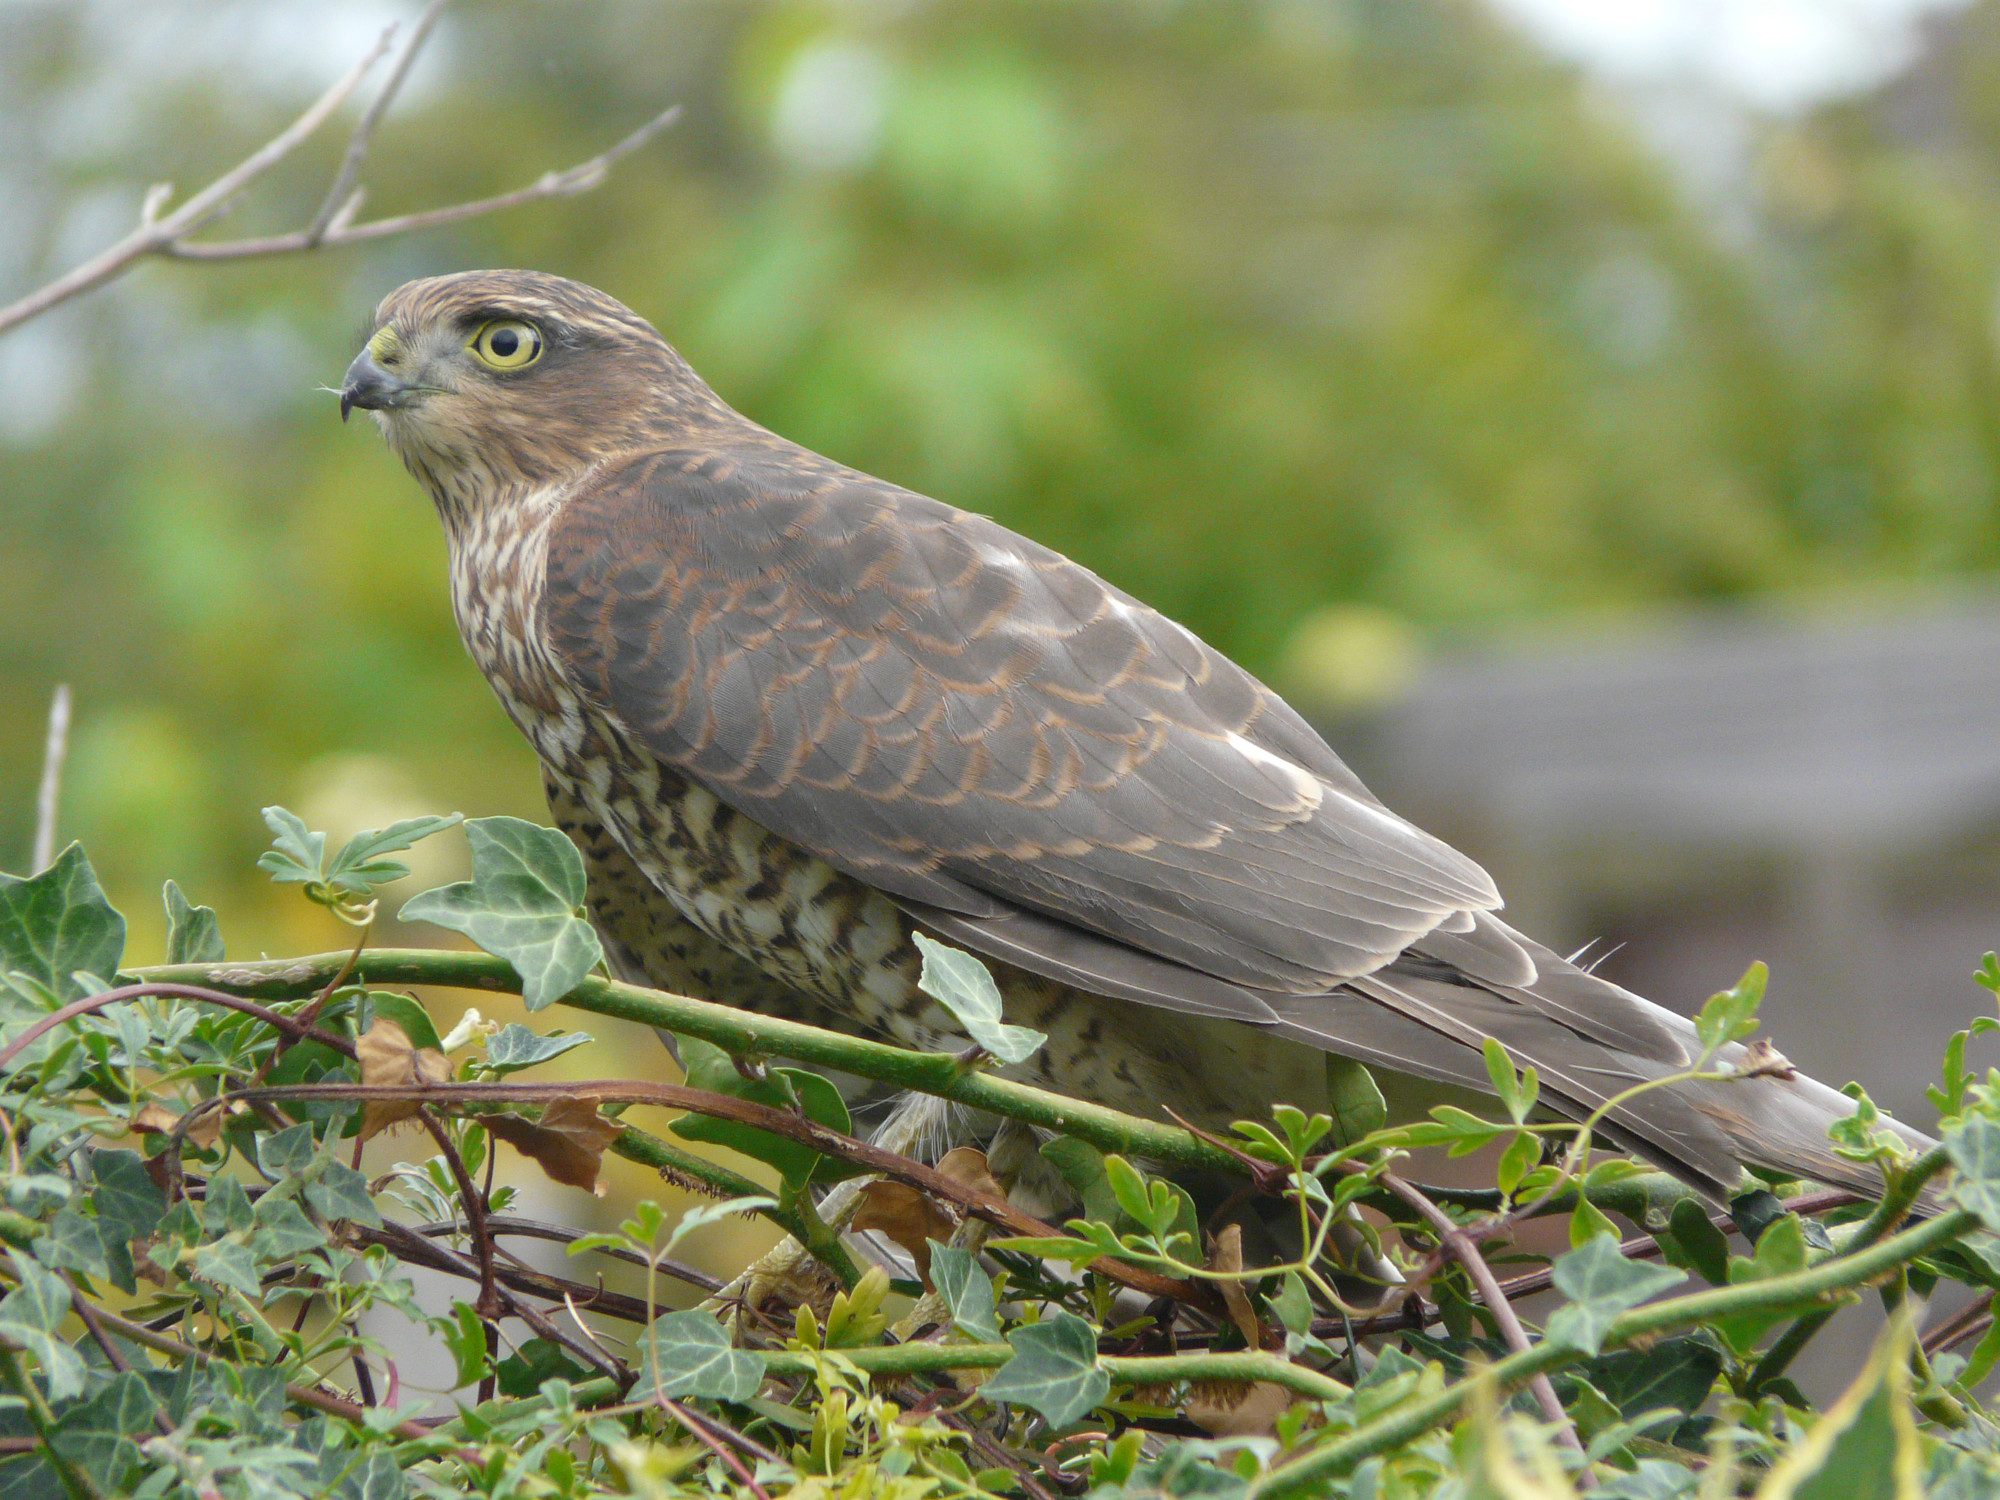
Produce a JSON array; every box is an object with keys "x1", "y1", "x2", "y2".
[{"x1": 469, "y1": 320, "x2": 543, "y2": 371}]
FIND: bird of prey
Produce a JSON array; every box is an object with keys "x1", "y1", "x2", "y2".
[{"x1": 340, "y1": 268, "x2": 1924, "y2": 1206}]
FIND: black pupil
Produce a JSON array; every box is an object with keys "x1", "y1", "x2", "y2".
[{"x1": 490, "y1": 327, "x2": 520, "y2": 357}]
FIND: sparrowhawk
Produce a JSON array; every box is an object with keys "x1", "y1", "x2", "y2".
[{"x1": 339, "y1": 268, "x2": 1927, "y2": 1204}]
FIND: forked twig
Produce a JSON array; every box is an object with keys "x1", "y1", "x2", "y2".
[
  {"x1": 0, "y1": 7, "x2": 678, "y2": 337},
  {"x1": 1376, "y1": 1171, "x2": 1583, "y2": 1453}
]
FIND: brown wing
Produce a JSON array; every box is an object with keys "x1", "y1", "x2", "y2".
[{"x1": 543, "y1": 436, "x2": 1506, "y2": 997}]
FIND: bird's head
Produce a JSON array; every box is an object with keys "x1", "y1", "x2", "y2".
[{"x1": 340, "y1": 269, "x2": 721, "y2": 524}]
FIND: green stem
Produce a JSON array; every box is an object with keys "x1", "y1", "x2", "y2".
[
  {"x1": 131, "y1": 950, "x2": 1689, "y2": 1222},
  {"x1": 0, "y1": 1211, "x2": 39, "y2": 1250},
  {"x1": 1746, "y1": 1146, "x2": 1951, "y2": 1398},
  {"x1": 757, "y1": 1342, "x2": 1350, "y2": 1403},
  {"x1": 609, "y1": 1126, "x2": 865, "y2": 1289},
  {"x1": 0, "y1": 1346, "x2": 100, "y2": 1500},
  {"x1": 134, "y1": 950, "x2": 1245, "y2": 1175},
  {"x1": 1248, "y1": 1207, "x2": 1979, "y2": 1498}
]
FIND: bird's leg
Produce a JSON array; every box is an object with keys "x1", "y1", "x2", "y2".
[
  {"x1": 889, "y1": 1117, "x2": 1041, "y2": 1340},
  {"x1": 701, "y1": 1090, "x2": 948, "y2": 1327}
]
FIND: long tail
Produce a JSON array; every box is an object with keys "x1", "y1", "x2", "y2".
[{"x1": 1265, "y1": 926, "x2": 1935, "y2": 1205}]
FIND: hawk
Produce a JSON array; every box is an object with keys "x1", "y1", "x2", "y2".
[{"x1": 340, "y1": 268, "x2": 1924, "y2": 1204}]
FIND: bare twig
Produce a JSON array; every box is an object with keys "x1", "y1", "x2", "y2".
[
  {"x1": 417, "y1": 1110, "x2": 501, "y2": 1401},
  {"x1": 236, "y1": 1077, "x2": 1220, "y2": 1314},
  {"x1": 659, "y1": 1398, "x2": 772, "y2": 1500},
  {"x1": 31, "y1": 684, "x2": 71, "y2": 873},
  {"x1": 1377, "y1": 1172, "x2": 1583, "y2": 1453},
  {"x1": 1924, "y1": 1295, "x2": 1995, "y2": 1360},
  {"x1": 0, "y1": 13, "x2": 679, "y2": 337},
  {"x1": 0, "y1": 981, "x2": 353, "y2": 1076}
]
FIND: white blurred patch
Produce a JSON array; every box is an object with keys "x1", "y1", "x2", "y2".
[
  {"x1": 0, "y1": 315, "x2": 85, "y2": 443},
  {"x1": 771, "y1": 39, "x2": 894, "y2": 172},
  {"x1": 1489, "y1": 0, "x2": 1971, "y2": 114}
]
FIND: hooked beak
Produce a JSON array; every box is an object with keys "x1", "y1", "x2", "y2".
[{"x1": 339, "y1": 348, "x2": 407, "y2": 422}]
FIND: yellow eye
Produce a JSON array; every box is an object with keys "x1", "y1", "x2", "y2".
[{"x1": 470, "y1": 320, "x2": 543, "y2": 370}]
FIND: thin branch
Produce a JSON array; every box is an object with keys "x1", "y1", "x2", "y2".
[
  {"x1": 417, "y1": 1109, "x2": 500, "y2": 1401},
  {"x1": 0, "y1": 981, "x2": 353, "y2": 1075},
  {"x1": 658, "y1": 1397, "x2": 771, "y2": 1500},
  {"x1": 31, "y1": 684, "x2": 71, "y2": 873},
  {"x1": 1248, "y1": 1207, "x2": 1981, "y2": 1498},
  {"x1": 0, "y1": 16, "x2": 679, "y2": 336},
  {"x1": 235, "y1": 1077, "x2": 1218, "y2": 1313},
  {"x1": 1376, "y1": 1171, "x2": 1582, "y2": 1453},
  {"x1": 306, "y1": 0, "x2": 452, "y2": 243},
  {"x1": 1923, "y1": 1292, "x2": 1995, "y2": 1359}
]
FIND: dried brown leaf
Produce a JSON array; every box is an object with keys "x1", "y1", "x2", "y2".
[
  {"x1": 129, "y1": 1102, "x2": 220, "y2": 1150},
  {"x1": 851, "y1": 1179, "x2": 957, "y2": 1283},
  {"x1": 355, "y1": 1018, "x2": 450, "y2": 1141},
  {"x1": 481, "y1": 1096, "x2": 623, "y2": 1195},
  {"x1": 1210, "y1": 1222, "x2": 1262, "y2": 1350},
  {"x1": 935, "y1": 1146, "x2": 1005, "y2": 1203}
]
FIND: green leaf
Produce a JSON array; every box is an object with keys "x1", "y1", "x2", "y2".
[
  {"x1": 496, "y1": 1337, "x2": 588, "y2": 1398},
  {"x1": 0, "y1": 1259, "x2": 84, "y2": 1402},
  {"x1": 981, "y1": 1310, "x2": 1109, "y2": 1427},
  {"x1": 1695, "y1": 962, "x2": 1766, "y2": 1055},
  {"x1": 1646, "y1": 1200, "x2": 1729, "y2": 1294},
  {"x1": 668, "y1": 1036, "x2": 861, "y2": 1188},
  {"x1": 34, "y1": 1210, "x2": 109, "y2": 1282},
  {"x1": 1495, "y1": 1130, "x2": 1540, "y2": 1198},
  {"x1": 1946, "y1": 1115, "x2": 2000, "y2": 1231},
  {"x1": 1482, "y1": 1038, "x2": 1533, "y2": 1122},
  {"x1": 47, "y1": 1370, "x2": 160, "y2": 1489},
  {"x1": 1714, "y1": 1213, "x2": 1819, "y2": 1354},
  {"x1": 663, "y1": 1195, "x2": 778, "y2": 1256},
  {"x1": 1544, "y1": 1233, "x2": 1687, "y2": 1356},
  {"x1": 161, "y1": 881, "x2": 223, "y2": 965},
  {"x1": 1572, "y1": 1336, "x2": 1723, "y2": 1424},
  {"x1": 1756, "y1": 1318, "x2": 1923, "y2": 1500},
  {"x1": 324, "y1": 814, "x2": 463, "y2": 897},
  {"x1": 634, "y1": 1309, "x2": 767, "y2": 1402},
  {"x1": 1040, "y1": 1137, "x2": 1120, "y2": 1226},
  {"x1": 483, "y1": 1023, "x2": 591, "y2": 1074},
  {"x1": 87, "y1": 1152, "x2": 162, "y2": 1248},
  {"x1": 930, "y1": 1241, "x2": 1000, "y2": 1342},
  {"x1": 0, "y1": 845, "x2": 125, "y2": 1005},
  {"x1": 913, "y1": 933, "x2": 1046, "y2": 1065},
  {"x1": 191, "y1": 1241, "x2": 262, "y2": 1299},
  {"x1": 251, "y1": 1197, "x2": 327, "y2": 1260},
  {"x1": 442, "y1": 1302, "x2": 491, "y2": 1387},
  {"x1": 257, "y1": 806, "x2": 326, "y2": 885},
  {"x1": 1324, "y1": 1055, "x2": 1387, "y2": 1146},
  {"x1": 398, "y1": 817, "x2": 602, "y2": 1010},
  {"x1": 256, "y1": 1122, "x2": 316, "y2": 1178},
  {"x1": 303, "y1": 1161, "x2": 381, "y2": 1227}
]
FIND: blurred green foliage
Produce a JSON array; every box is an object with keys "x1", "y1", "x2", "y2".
[{"x1": 4, "y1": 0, "x2": 2000, "y2": 953}]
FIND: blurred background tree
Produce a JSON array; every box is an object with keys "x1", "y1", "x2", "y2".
[{"x1": 2, "y1": 0, "x2": 1996, "y2": 995}]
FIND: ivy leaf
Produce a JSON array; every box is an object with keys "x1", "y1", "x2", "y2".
[
  {"x1": 256, "y1": 1122, "x2": 316, "y2": 1179},
  {"x1": 1324, "y1": 1055, "x2": 1387, "y2": 1146},
  {"x1": 324, "y1": 814, "x2": 462, "y2": 898},
  {"x1": 0, "y1": 844, "x2": 125, "y2": 1005},
  {"x1": 929, "y1": 1242, "x2": 1001, "y2": 1342},
  {"x1": 1695, "y1": 963, "x2": 1766, "y2": 1055},
  {"x1": 633, "y1": 1309, "x2": 767, "y2": 1402},
  {"x1": 303, "y1": 1161, "x2": 381, "y2": 1227},
  {"x1": 483, "y1": 1023, "x2": 592, "y2": 1075},
  {"x1": 34, "y1": 1209, "x2": 110, "y2": 1282},
  {"x1": 496, "y1": 1338, "x2": 589, "y2": 1399},
  {"x1": 89, "y1": 1151, "x2": 164, "y2": 1248},
  {"x1": 256, "y1": 807, "x2": 326, "y2": 886},
  {"x1": 161, "y1": 881, "x2": 223, "y2": 965},
  {"x1": 1713, "y1": 1214, "x2": 1819, "y2": 1354},
  {"x1": 982, "y1": 1310, "x2": 1109, "y2": 1427},
  {"x1": 1754, "y1": 1318, "x2": 1924, "y2": 1500},
  {"x1": 668, "y1": 1036, "x2": 863, "y2": 1189},
  {"x1": 251, "y1": 1197, "x2": 327, "y2": 1261},
  {"x1": 191, "y1": 1241, "x2": 262, "y2": 1300},
  {"x1": 913, "y1": 933, "x2": 1046, "y2": 1065},
  {"x1": 47, "y1": 1370, "x2": 161, "y2": 1488},
  {"x1": 398, "y1": 817, "x2": 602, "y2": 1010},
  {"x1": 0, "y1": 1257, "x2": 85, "y2": 1401},
  {"x1": 1655, "y1": 1198, "x2": 1731, "y2": 1287},
  {"x1": 1544, "y1": 1233, "x2": 1686, "y2": 1356},
  {"x1": 1946, "y1": 1115, "x2": 2000, "y2": 1232}
]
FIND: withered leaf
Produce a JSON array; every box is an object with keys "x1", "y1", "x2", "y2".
[
  {"x1": 851, "y1": 1180, "x2": 957, "y2": 1284},
  {"x1": 1209, "y1": 1222, "x2": 1262, "y2": 1350},
  {"x1": 355, "y1": 1018, "x2": 451, "y2": 1141},
  {"x1": 935, "y1": 1146, "x2": 1005, "y2": 1203},
  {"x1": 481, "y1": 1096, "x2": 623, "y2": 1195},
  {"x1": 129, "y1": 1102, "x2": 221, "y2": 1150}
]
